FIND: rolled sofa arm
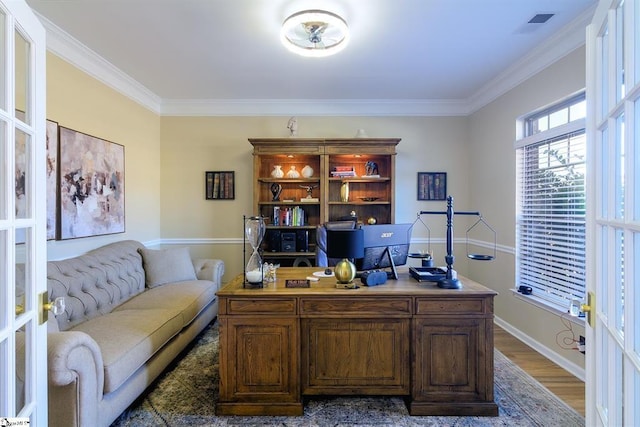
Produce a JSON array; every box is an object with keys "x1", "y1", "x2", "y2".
[
  {"x1": 193, "y1": 259, "x2": 225, "y2": 288},
  {"x1": 48, "y1": 330, "x2": 104, "y2": 427}
]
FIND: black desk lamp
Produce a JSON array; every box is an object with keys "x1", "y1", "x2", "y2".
[{"x1": 326, "y1": 229, "x2": 364, "y2": 289}]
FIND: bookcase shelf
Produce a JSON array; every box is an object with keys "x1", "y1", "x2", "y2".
[{"x1": 250, "y1": 138, "x2": 399, "y2": 266}]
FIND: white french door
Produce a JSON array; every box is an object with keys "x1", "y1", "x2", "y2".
[
  {"x1": 0, "y1": 0, "x2": 47, "y2": 424},
  {"x1": 586, "y1": 0, "x2": 640, "y2": 425}
]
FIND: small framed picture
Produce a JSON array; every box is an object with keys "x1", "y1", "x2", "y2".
[
  {"x1": 206, "y1": 171, "x2": 235, "y2": 200},
  {"x1": 417, "y1": 172, "x2": 447, "y2": 201}
]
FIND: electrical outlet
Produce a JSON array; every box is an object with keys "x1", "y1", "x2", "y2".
[{"x1": 577, "y1": 335, "x2": 586, "y2": 354}]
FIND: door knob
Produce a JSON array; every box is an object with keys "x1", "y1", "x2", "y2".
[
  {"x1": 580, "y1": 291, "x2": 595, "y2": 327},
  {"x1": 39, "y1": 292, "x2": 65, "y2": 325}
]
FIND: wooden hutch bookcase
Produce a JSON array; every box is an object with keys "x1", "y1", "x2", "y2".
[{"x1": 249, "y1": 138, "x2": 400, "y2": 266}]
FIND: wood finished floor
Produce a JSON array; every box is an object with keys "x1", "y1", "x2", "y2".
[{"x1": 494, "y1": 325, "x2": 585, "y2": 417}]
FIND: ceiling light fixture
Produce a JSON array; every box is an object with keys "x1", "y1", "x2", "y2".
[{"x1": 280, "y1": 9, "x2": 349, "y2": 58}]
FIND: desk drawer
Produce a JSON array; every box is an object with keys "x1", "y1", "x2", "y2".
[
  {"x1": 416, "y1": 298, "x2": 486, "y2": 315},
  {"x1": 301, "y1": 297, "x2": 411, "y2": 316},
  {"x1": 226, "y1": 298, "x2": 296, "y2": 314}
]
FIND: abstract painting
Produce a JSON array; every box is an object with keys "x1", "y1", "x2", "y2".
[
  {"x1": 59, "y1": 127, "x2": 125, "y2": 239},
  {"x1": 46, "y1": 120, "x2": 59, "y2": 240}
]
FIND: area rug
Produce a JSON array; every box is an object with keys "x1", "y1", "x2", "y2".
[{"x1": 111, "y1": 322, "x2": 584, "y2": 427}]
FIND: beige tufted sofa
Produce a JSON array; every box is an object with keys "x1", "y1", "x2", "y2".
[{"x1": 45, "y1": 240, "x2": 224, "y2": 427}]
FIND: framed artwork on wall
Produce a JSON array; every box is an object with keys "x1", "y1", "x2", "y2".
[
  {"x1": 417, "y1": 172, "x2": 447, "y2": 201},
  {"x1": 14, "y1": 113, "x2": 59, "y2": 242},
  {"x1": 46, "y1": 119, "x2": 59, "y2": 240},
  {"x1": 59, "y1": 126, "x2": 125, "y2": 239},
  {"x1": 206, "y1": 171, "x2": 235, "y2": 200}
]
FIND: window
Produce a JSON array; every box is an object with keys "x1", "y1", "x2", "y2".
[{"x1": 515, "y1": 93, "x2": 586, "y2": 310}]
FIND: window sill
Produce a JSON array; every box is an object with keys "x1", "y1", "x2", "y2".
[{"x1": 510, "y1": 289, "x2": 585, "y2": 327}]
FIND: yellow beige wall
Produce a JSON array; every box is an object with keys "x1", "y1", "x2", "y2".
[
  {"x1": 45, "y1": 53, "x2": 162, "y2": 259},
  {"x1": 159, "y1": 116, "x2": 471, "y2": 281},
  {"x1": 467, "y1": 47, "x2": 586, "y2": 371},
  {"x1": 45, "y1": 46, "x2": 586, "y2": 373}
]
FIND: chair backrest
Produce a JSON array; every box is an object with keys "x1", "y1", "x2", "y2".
[{"x1": 315, "y1": 220, "x2": 357, "y2": 267}]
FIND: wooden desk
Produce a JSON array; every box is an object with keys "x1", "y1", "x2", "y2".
[{"x1": 216, "y1": 267, "x2": 498, "y2": 416}]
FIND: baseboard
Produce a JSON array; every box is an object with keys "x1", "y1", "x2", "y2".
[{"x1": 494, "y1": 316, "x2": 585, "y2": 382}]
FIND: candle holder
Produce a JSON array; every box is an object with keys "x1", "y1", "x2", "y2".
[{"x1": 244, "y1": 215, "x2": 266, "y2": 288}]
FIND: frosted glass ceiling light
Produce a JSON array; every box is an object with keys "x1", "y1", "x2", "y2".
[{"x1": 280, "y1": 9, "x2": 349, "y2": 57}]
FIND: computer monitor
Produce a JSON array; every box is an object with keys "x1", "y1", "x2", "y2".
[{"x1": 355, "y1": 223, "x2": 413, "y2": 280}]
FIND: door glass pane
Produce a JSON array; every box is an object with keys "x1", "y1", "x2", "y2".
[
  {"x1": 0, "y1": 338, "x2": 7, "y2": 415},
  {"x1": 15, "y1": 322, "x2": 30, "y2": 414},
  {"x1": 635, "y1": 232, "x2": 640, "y2": 357},
  {"x1": 15, "y1": 127, "x2": 29, "y2": 219},
  {"x1": 600, "y1": 225, "x2": 609, "y2": 318},
  {"x1": 14, "y1": 28, "x2": 29, "y2": 125},
  {"x1": 636, "y1": 0, "x2": 640, "y2": 84},
  {"x1": 601, "y1": 127, "x2": 609, "y2": 218},
  {"x1": 634, "y1": 369, "x2": 640, "y2": 424},
  {"x1": 615, "y1": 228, "x2": 624, "y2": 334},
  {"x1": 599, "y1": 331, "x2": 609, "y2": 420},
  {"x1": 600, "y1": 27, "x2": 609, "y2": 119},
  {"x1": 615, "y1": 1, "x2": 625, "y2": 101},
  {"x1": 613, "y1": 345, "x2": 623, "y2": 425},
  {"x1": 15, "y1": 228, "x2": 28, "y2": 320},
  {"x1": 0, "y1": 10, "x2": 5, "y2": 111},
  {"x1": 615, "y1": 114, "x2": 625, "y2": 220},
  {"x1": 0, "y1": 120, "x2": 5, "y2": 220},
  {"x1": 0, "y1": 229, "x2": 5, "y2": 330},
  {"x1": 635, "y1": 100, "x2": 640, "y2": 221}
]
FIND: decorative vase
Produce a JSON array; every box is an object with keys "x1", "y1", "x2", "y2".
[
  {"x1": 301, "y1": 165, "x2": 314, "y2": 178},
  {"x1": 286, "y1": 165, "x2": 300, "y2": 178},
  {"x1": 244, "y1": 216, "x2": 265, "y2": 288},
  {"x1": 340, "y1": 182, "x2": 349, "y2": 202},
  {"x1": 270, "y1": 183, "x2": 282, "y2": 201},
  {"x1": 271, "y1": 165, "x2": 284, "y2": 178}
]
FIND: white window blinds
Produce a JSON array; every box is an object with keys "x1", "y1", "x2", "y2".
[{"x1": 516, "y1": 130, "x2": 586, "y2": 308}]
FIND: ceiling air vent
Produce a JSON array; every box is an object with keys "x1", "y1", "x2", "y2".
[{"x1": 528, "y1": 13, "x2": 554, "y2": 24}]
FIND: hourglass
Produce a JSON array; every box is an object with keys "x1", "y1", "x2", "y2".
[{"x1": 244, "y1": 215, "x2": 266, "y2": 288}]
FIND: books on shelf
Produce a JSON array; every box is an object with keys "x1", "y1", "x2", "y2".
[
  {"x1": 272, "y1": 206, "x2": 306, "y2": 226},
  {"x1": 331, "y1": 166, "x2": 357, "y2": 178}
]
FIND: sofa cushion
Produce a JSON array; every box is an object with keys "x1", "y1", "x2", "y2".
[
  {"x1": 71, "y1": 308, "x2": 183, "y2": 393},
  {"x1": 48, "y1": 240, "x2": 146, "y2": 331},
  {"x1": 138, "y1": 247, "x2": 196, "y2": 288},
  {"x1": 114, "y1": 280, "x2": 217, "y2": 328}
]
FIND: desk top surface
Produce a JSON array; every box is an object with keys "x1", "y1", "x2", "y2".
[{"x1": 218, "y1": 267, "x2": 497, "y2": 297}]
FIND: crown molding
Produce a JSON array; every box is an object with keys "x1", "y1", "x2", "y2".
[
  {"x1": 36, "y1": 12, "x2": 163, "y2": 114},
  {"x1": 159, "y1": 98, "x2": 469, "y2": 117},
  {"x1": 37, "y1": 5, "x2": 595, "y2": 117},
  {"x1": 466, "y1": 5, "x2": 596, "y2": 114}
]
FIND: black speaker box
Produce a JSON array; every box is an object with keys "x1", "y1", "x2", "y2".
[
  {"x1": 267, "y1": 230, "x2": 281, "y2": 252},
  {"x1": 281, "y1": 232, "x2": 296, "y2": 252},
  {"x1": 296, "y1": 230, "x2": 309, "y2": 252}
]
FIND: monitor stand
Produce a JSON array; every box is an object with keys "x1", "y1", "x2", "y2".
[
  {"x1": 355, "y1": 246, "x2": 399, "y2": 280},
  {"x1": 380, "y1": 246, "x2": 398, "y2": 280}
]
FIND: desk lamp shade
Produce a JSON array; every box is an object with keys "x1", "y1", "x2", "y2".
[{"x1": 326, "y1": 229, "x2": 364, "y2": 284}]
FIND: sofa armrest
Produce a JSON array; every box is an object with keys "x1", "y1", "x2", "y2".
[
  {"x1": 48, "y1": 330, "x2": 104, "y2": 427},
  {"x1": 193, "y1": 258, "x2": 225, "y2": 288},
  {"x1": 48, "y1": 330, "x2": 104, "y2": 394}
]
